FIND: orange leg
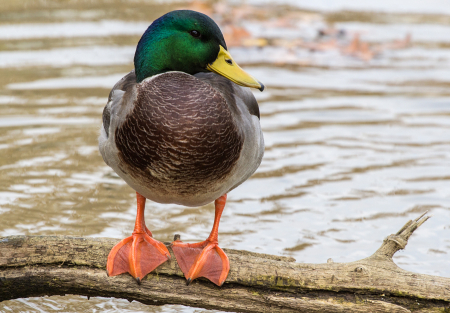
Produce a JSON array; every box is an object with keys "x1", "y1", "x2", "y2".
[
  {"x1": 107, "y1": 192, "x2": 170, "y2": 283},
  {"x1": 171, "y1": 194, "x2": 230, "y2": 286}
]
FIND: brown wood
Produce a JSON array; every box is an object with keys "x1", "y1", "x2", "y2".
[{"x1": 0, "y1": 212, "x2": 449, "y2": 312}]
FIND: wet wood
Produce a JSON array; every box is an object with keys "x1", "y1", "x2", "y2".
[{"x1": 0, "y1": 213, "x2": 449, "y2": 312}]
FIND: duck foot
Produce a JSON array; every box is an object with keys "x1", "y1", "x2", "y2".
[
  {"x1": 107, "y1": 192, "x2": 170, "y2": 282},
  {"x1": 171, "y1": 194, "x2": 230, "y2": 286},
  {"x1": 171, "y1": 239, "x2": 229, "y2": 286},
  {"x1": 107, "y1": 231, "x2": 170, "y2": 282}
]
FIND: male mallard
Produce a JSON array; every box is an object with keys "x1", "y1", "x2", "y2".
[{"x1": 99, "y1": 10, "x2": 264, "y2": 286}]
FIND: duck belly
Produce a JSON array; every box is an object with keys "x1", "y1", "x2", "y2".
[
  {"x1": 107, "y1": 121, "x2": 245, "y2": 206},
  {"x1": 100, "y1": 112, "x2": 263, "y2": 207},
  {"x1": 101, "y1": 73, "x2": 263, "y2": 206},
  {"x1": 99, "y1": 72, "x2": 264, "y2": 206}
]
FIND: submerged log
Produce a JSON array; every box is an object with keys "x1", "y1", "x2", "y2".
[{"x1": 0, "y1": 212, "x2": 449, "y2": 312}]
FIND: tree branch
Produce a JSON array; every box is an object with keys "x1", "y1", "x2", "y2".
[{"x1": 0, "y1": 213, "x2": 449, "y2": 312}]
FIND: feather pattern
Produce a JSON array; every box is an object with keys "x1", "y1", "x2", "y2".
[{"x1": 99, "y1": 71, "x2": 264, "y2": 206}]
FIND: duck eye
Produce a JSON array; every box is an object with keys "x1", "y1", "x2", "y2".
[{"x1": 189, "y1": 30, "x2": 201, "y2": 38}]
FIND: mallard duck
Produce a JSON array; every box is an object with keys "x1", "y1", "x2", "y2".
[{"x1": 99, "y1": 10, "x2": 264, "y2": 286}]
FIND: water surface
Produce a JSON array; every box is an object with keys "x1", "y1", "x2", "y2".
[{"x1": 0, "y1": 0, "x2": 449, "y2": 312}]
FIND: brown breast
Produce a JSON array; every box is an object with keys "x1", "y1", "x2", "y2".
[{"x1": 115, "y1": 72, "x2": 243, "y2": 195}]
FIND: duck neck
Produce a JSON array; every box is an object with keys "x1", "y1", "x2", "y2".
[{"x1": 134, "y1": 32, "x2": 172, "y2": 83}]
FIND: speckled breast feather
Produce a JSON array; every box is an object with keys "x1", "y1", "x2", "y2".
[{"x1": 115, "y1": 72, "x2": 243, "y2": 196}]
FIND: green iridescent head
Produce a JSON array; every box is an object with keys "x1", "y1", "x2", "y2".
[
  {"x1": 134, "y1": 10, "x2": 226, "y2": 82},
  {"x1": 134, "y1": 10, "x2": 263, "y2": 91}
]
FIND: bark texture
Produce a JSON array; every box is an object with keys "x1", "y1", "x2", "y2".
[{"x1": 0, "y1": 213, "x2": 449, "y2": 312}]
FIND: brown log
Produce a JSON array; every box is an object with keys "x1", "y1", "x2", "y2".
[{"x1": 0, "y1": 212, "x2": 449, "y2": 312}]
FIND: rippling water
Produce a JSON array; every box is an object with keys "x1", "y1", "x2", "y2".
[{"x1": 1, "y1": 0, "x2": 449, "y2": 312}]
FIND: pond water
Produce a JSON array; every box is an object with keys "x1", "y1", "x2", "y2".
[{"x1": 0, "y1": 0, "x2": 449, "y2": 312}]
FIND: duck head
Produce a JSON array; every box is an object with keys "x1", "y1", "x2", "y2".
[{"x1": 134, "y1": 10, "x2": 264, "y2": 91}]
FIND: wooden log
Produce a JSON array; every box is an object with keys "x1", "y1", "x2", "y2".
[{"x1": 0, "y1": 212, "x2": 449, "y2": 312}]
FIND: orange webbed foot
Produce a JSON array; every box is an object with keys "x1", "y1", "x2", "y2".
[
  {"x1": 107, "y1": 231, "x2": 170, "y2": 283},
  {"x1": 106, "y1": 192, "x2": 170, "y2": 283},
  {"x1": 171, "y1": 194, "x2": 230, "y2": 286},
  {"x1": 171, "y1": 239, "x2": 229, "y2": 286}
]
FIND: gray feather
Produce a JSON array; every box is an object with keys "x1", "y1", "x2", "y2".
[{"x1": 102, "y1": 103, "x2": 111, "y2": 138}]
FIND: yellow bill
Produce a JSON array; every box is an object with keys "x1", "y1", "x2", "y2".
[{"x1": 207, "y1": 46, "x2": 264, "y2": 91}]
